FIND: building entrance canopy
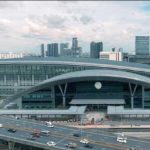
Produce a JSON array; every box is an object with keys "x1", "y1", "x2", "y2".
[{"x1": 70, "y1": 99, "x2": 125, "y2": 105}]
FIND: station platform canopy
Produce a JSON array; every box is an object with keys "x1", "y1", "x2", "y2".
[
  {"x1": 107, "y1": 106, "x2": 150, "y2": 115},
  {"x1": 0, "y1": 106, "x2": 86, "y2": 115},
  {"x1": 70, "y1": 99, "x2": 125, "y2": 105}
]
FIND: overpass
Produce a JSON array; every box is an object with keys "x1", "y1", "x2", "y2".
[{"x1": 0, "y1": 116, "x2": 147, "y2": 150}]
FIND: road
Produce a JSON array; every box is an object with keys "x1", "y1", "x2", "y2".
[{"x1": 0, "y1": 116, "x2": 149, "y2": 150}]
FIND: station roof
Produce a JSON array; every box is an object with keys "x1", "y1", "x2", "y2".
[
  {"x1": 0, "y1": 106, "x2": 86, "y2": 115},
  {"x1": 107, "y1": 106, "x2": 150, "y2": 115},
  {"x1": 0, "y1": 56, "x2": 149, "y2": 74},
  {"x1": 70, "y1": 99, "x2": 125, "y2": 105}
]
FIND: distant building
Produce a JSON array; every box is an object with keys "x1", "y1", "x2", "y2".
[
  {"x1": 71, "y1": 38, "x2": 82, "y2": 57},
  {"x1": 60, "y1": 43, "x2": 69, "y2": 56},
  {"x1": 47, "y1": 43, "x2": 58, "y2": 57},
  {"x1": 0, "y1": 52, "x2": 23, "y2": 59},
  {"x1": 128, "y1": 55, "x2": 150, "y2": 65},
  {"x1": 100, "y1": 51, "x2": 122, "y2": 61},
  {"x1": 135, "y1": 36, "x2": 150, "y2": 55},
  {"x1": 90, "y1": 42, "x2": 103, "y2": 58},
  {"x1": 41, "y1": 44, "x2": 45, "y2": 57},
  {"x1": 72, "y1": 37, "x2": 78, "y2": 49}
]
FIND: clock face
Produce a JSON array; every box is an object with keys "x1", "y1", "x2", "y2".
[{"x1": 94, "y1": 82, "x2": 102, "y2": 90}]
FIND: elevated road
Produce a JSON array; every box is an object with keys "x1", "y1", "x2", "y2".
[{"x1": 0, "y1": 116, "x2": 149, "y2": 150}]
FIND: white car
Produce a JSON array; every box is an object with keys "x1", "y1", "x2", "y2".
[
  {"x1": 41, "y1": 130, "x2": 50, "y2": 136},
  {"x1": 47, "y1": 124, "x2": 54, "y2": 128},
  {"x1": 117, "y1": 137, "x2": 127, "y2": 143},
  {"x1": 46, "y1": 121, "x2": 54, "y2": 128},
  {"x1": 47, "y1": 141, "x2": 56, "y2": 147},
  {"x1": 80, "y1": 138, "x2": 89, "y2": 144}
]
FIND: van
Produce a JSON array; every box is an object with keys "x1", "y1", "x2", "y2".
[{"x1": 41, "y1": 130, "x2": 50, "y2": 136}]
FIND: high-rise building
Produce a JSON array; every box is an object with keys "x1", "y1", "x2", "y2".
[
  {"x1": 60, "y1": 43, "x2": 69, "y2": 56},
  {"x1": 41, "y1": 44, "x2": 45, "y2": 57},
  {"x1": 71, "y1": 37, "x2": 82, "y2": 57},
  {"x1": 47, "y1": 43, "x2": 58, "y2": 57},
  {"x1": 90, "y1": 42, "x2": 103, "y2": 58},
  {"x1": 72, "y1": 37, "x2": 78, "y2": 49},
  {"x1": 135, "y1": 36, "x2": 150, "y2": 55}
]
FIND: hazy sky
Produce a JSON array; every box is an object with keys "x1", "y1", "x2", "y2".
[{"x1": 0, "y1": 1, "x2": 150, "y2": 54}]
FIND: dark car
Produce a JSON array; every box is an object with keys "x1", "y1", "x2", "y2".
[
  {"x1": 31, "y1": 132, "x2": 40, "y2": 138},
  {"x1": 65, "y1": 142, "x2": 77, "y2": 148},
  {"x1": 73, "y1": 133, "x2": 80, "y2": 137},
  {"x1": 8, "y1": 128, "x2": 16, "y2": 133},
  {"x1": 84, "y1": 144, "x2": 93, "y2": 149}
]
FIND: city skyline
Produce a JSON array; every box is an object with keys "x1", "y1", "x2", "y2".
[{"x1": 0, "y1": 1, "x2": 150, "y2": 54}]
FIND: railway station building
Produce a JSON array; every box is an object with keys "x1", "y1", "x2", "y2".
[{"x1": 0, "y1": 57, "x2": 149, "y2": 112}]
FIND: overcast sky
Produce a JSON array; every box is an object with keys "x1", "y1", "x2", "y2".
[{"x1": 0, "y1": 1, "x2": 150, "y2": 54}]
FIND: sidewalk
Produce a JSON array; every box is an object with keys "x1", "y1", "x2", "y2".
[{"x1": 65, "y1": 124, "x2": 150, "y2": 129}]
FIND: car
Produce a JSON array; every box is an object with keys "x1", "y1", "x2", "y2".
[
  {"x1": 8, "y1": 128, "x2": 16, "y2": 133},
  {"x1": 84, "y1": 144, "x2": 93, "y2": 148},
  {"x1": 73, "y1": 133, "x2": 80, "y2": 137},
  {"x1": 47, "y1": 124, "x2": 54, "y2": 128},
  {"x1": 65, "y1": 142, "x2": 77, "y2": 148},
  {"x1": 45, "y1": 121, "x2": 54, "y2": 128},
  {"x1": 41, "y1": 130, "x2": 50, "y2": 136},
  {"x1": 31, "y1": 132, "x2": 40, "y2": 137},
  {"x1": 80, "y1": 138, "x2": 89, "y2": 144},
  {"x1": 117, "y1": 136, "x2": 127, "y2": 143},
  {"x1": 15, "y1": 116, "x2": 19, "y2": 120},
  {"x1": 47, "y1": 141, "x2": 56, "y2": 147},
  {"x1": 0, "y1": 124, "x2": 3, "y2": 128}
]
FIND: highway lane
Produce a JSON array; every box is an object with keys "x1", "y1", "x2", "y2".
[
  {"x1": 0, "y1": 116, "x2": 149, "y2": 149},
  {"x1": 0, "y1": 117, "x2": 118, "y2": 150}
]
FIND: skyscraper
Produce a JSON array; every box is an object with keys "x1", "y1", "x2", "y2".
[
  {"x1": 71, "y1": 37, "x2": 82, "y2": 57},
  {"x1": 72, "y1": 37, "x2": 78, "y2": 49},
  {"x1": 90, "y1": 42, "x2": 103, "y2": 58},
  {"x1": 41, "y1": 44, "x2": 45, "y2": 57},
  {"x1": 60, "y1": 43, "x2": 69, "y2": 56},
  {"x1": 47, "y1": 43, "x2": 58, "y2": 57},
  {"x1": 135, "y1": 36, "x2": 150, "y2": 55}
]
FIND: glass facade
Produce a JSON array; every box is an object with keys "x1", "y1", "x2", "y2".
[
  {"x1": 135, "y1": 36, "x2": 150, "y2": 55},
  {"x1": 0, "y1": 58, "x2": 149, "y2": 109},
  {"x1": 55, "y1": 81, "x2": 143, "y2": 109},
  {"x1": 22, "y1": 90, "x2": 53, "y2": 109}
]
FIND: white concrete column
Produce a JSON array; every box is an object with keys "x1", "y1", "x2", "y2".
[
  {"x1": 129, "y1": 83, "x2": 137, "y2": 109},
  {"x1": 8, "y1": 141, "x2": 15, "y2": 150},
  {"x1": 58, "y1": 83, "x2": 68, "y2": 108}
]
